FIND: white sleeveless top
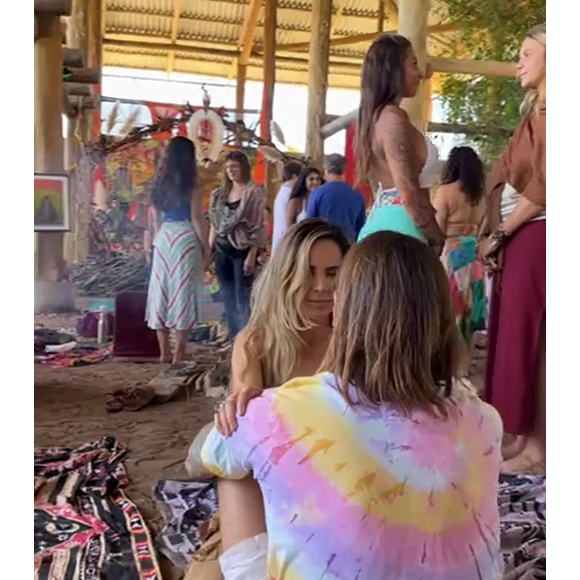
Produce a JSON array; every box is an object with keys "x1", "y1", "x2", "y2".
[{"x1": 418, "y1": 138, "x2": 440, "y2": 189}]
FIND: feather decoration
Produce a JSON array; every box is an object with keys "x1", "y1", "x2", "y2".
[
  {"x1": 106, "y1": 100, "x2": 121, "y2": 135},
  {"x1": 118, "y1": 108, "x2": 140, "y2": 137},
  {"x1": 270, "y1": 120, "x2": 286, "y2": 145}
]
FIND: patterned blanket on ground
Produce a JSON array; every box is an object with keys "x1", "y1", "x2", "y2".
[
  {"x1": 499, "y1": 473, "x2": 546, "y2": 580},
  {"x1": 153, "y1": 474, "x2": 546, "y2": 578},
  {"x1": 34, "y1": 436, "x2": 162, "y2": 580},
  {"x1": 152, "y1": 479, "x2": 218, "y2": 569}
]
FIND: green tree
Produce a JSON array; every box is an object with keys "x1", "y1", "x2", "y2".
[{"x1": 437, "y1": 0, "x2": 546, "y2": 161}]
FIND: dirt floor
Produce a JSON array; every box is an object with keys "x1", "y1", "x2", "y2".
[{"x1": 34, "y1": 311, "x2": 217, "y2": 580}]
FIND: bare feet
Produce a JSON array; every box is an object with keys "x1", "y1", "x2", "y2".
[
  {"x1": 159, "y1": 355, "x2": 172, "y2": 364},
  {"x1": 501, "y1": 436, "x2": 545, "y2": 474}
]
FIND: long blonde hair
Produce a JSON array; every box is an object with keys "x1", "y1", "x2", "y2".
[
  {"x1": 521, "y1": 23, "x2": 546, "y2": 115},
  {"x1": 243, "y1": 219, "x2": 351, "y2": 388}
]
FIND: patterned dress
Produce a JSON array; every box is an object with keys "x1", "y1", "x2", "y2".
[
  {"x1": 441, "y1": 224, "x2": 487, "y2": 343},
  {"x1": 202, "y1": 373, "x2": 503, "y2": 580}
]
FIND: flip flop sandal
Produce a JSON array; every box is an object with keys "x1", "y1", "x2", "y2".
[
  {"x1": 106, "y1": 389, "x2": 126, "y2": 413},
  {"x1": 121, "y1": 386, "x2": 156, "y2": 412}
]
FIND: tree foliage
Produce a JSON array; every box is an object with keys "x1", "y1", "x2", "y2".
[{"x1": 437, "y1": 0, "x2": 546, "y2": 161}]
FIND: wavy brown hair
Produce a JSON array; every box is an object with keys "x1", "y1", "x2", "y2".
[
  {"x1": 223, "y1": 150, "x2": 252, "y2": 191},
  {"x1": 321, "y1": 231, "x2": 466, "y2": 417},
  {"x1": 356, "y1": 33, "x2": 412, "y2": 184}
]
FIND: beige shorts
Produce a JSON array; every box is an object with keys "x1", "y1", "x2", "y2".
[{"x1": 219, "y1": 533, "x2": 268, "y2": 580}]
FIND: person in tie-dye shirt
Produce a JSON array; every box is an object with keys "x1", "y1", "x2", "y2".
[{"x1": 198, "y1": 231, "x2": 503, "y2": 580}]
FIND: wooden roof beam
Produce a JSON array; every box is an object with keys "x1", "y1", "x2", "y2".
[
  {"x1": 237, "y1": 0, "x2": 263, "y2": 67},
  {"x1": 330, "y1": 0, "x2": 350, "y2": 37},
  {"x1": 166, "y1": 0, "x2": 184, "y2": 74},
  {"x1": 35, "y1": 0, "x2": 71, "y2": 16},
  {"x1": 274, "y1": 24, "x2": 457, "y2": 52}
]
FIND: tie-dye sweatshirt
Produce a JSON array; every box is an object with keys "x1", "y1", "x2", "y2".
[{"x1": 201, "y1": 373, "x2": 503, "y2": 580}]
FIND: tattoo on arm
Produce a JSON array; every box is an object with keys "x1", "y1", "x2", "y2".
[{"x1": 383, "y1": 112, "x2": 443, "y2": 244}]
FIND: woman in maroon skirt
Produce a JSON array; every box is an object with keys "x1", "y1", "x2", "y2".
[{"x1": 479, "y1": 24, "x2": 546, "y2": 473}]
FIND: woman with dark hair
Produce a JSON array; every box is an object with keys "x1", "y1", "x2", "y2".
[
  {"x1": 146, "y1": 136, "x2": 210, "y2": 363},
  {"x1": 209, "y1": 150, "x2": 265, "y2": 340},
  {"x1": 356, "y1": 34, "x2": 444, "y2": 253},
  {"x1": 434, "y1": 146, "x2": 486, "y2": 344},
  {"x1": 286, "y1": 166, "x2": 323, "y2": 228},
  {"x1": 190, "y1": 231, "x2": 502, "y2": 580}
]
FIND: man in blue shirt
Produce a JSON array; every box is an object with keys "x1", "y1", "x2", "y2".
[{"x1": 305, "y1": 154, "x2": 366, "y2": 241}]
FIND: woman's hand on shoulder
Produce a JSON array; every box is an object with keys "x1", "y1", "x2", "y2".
[{"x1": 215, "y1": 387, "x2": 263, "y2": 437}]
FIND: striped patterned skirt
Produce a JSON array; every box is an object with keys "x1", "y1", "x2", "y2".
[{"x1": 145, "y1": 221, "x2": 202, "y2": 331}]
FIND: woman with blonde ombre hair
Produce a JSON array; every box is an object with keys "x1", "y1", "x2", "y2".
[
  {"x1": 478, "y1": 23, "x2": 546, "y2": 473},
  {"x1": 184, "y1": 218, "x2": 350, "y2": 580},
  {"x1": 192, "y1": 231, "x2": 502, "y2": 580}
]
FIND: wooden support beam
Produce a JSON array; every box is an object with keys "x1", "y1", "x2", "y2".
[
  {"x1": 103, "y1": 38, "x2": 239, "y2": 58},
  {"x1": 428, "y1": 122, "x2": 512, "y2": 137},
  {"x1": 330, "y1": 0, "x2": 350, "y2": 37},
  {"x1": 87, "y1": 0, "x2": 102, "y2": 141},
  {"x1": 398, "y1": 0, "x2": 430, "y2": 130},
  {"x1": 306, "y1": 0, "x2": 332, "y2": 166},
  {"x1": 378, "y1": 1, "x2": 385, "y2": 32},
  {"x1": 166, "y1": 0, "x2": 184, "y2": 74},
  {"x1": 430, "y1": 56, "x2": 516, "y2": 77},
  {"x1": 320, "y1": 110, "x2": 514, "y2": 141},
  {"x1": 238, "y1": 0, "x2": 262, "y2": 66},
  {"x1": 321, "y1": 109, "x2": 359, "y2": 139},
  {"x1": 276, "y1": 23, "x2": 455, "y2": 52},
  {"x1": 262, "y1": 0, "x2": 277, "y2": 204},
  {"x1": 35, "y1": 0, "x2": 71, "y2": 15},
  {"x1": 35, "y1": 13, "x2": 69, "y2": 310},
  {"x1": 235, "y1": 63, "x2": 247, "y2": 123}
]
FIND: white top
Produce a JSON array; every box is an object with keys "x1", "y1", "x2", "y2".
[
  {"x1": 272, "y1": 183, "x2": 293, "y2": 254},
  {"x1": 500, "y1": 183, "x2": 546, "y2": 222},
  {"x1": 419, "y1": 137, "x2": 440, "y2": 189}
]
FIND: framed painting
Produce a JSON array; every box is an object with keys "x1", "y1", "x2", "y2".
[{"x1": 34, "y1": 173, "x2": 71, "y2": 232}]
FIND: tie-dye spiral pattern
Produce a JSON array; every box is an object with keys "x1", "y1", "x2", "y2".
[{"x1": 201, "y1": 373, "x2": 503, "y2": 580}]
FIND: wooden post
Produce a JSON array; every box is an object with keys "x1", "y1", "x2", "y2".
[
  {"x1": 236, "y1": 63, "x2": 246, "y2": 122},
  {"x1": 398, "y1": 0, "x2": 430, "y2": 130},
  {"x1": 305, "y1": 0, "x2": 332, "y2": 167},
  {"x1": 35, "y1": 14, "x2": 75, "y2": 311},
  {"x1": 261, "y1": 0, "x2": 276, "y2": 204},
  {"x1": 87, "y1": 0, "x2": 102, "y2": 140},
  {"x1": 378, "y1": 0, "x2": 385, "y2": 32},
  {"x1": 64, "y1": 0, "x2": 89, "y2": 263}
]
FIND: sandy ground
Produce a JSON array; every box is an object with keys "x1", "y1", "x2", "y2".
[{"x1": 34, "y1": 311, "x2": 217, "y2": 580}]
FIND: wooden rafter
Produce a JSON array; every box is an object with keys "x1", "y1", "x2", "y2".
[
  {"x1": 166, "y1": 0, "x2": 184, "y2": 74},
  {"x1": 330, "y1": 0, "x2": 350, "y2": 37},
  {"x1": 238, "y1": 0, "x2": 262, "y2": 66},
  {"x1": 274, "y1": 23, "x2": 457, "y2": 52}
]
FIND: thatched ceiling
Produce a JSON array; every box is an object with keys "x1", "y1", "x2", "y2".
[{"x1": 102, "y1": 0, "x2": 459, "y2": 90}]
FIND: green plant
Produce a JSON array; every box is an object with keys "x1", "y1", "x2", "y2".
[{"x1": 437, "y1": 0, "x2": 546, "y2": 162}]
